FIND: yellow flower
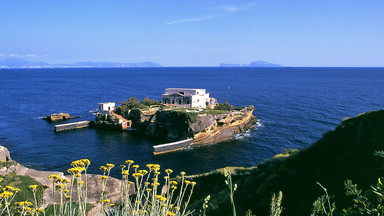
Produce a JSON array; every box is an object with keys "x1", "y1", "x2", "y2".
[
  {"x1": 78, "y1": 181, "x2": 85, "y2": 187},
  {"x1": 132, "y1": 164, "x2": 140, "y2": 169},
  {"x1": 167, "y1": 211, "x2": 176, "y2": 216},
  {"x1": 121, "y1": 170, "x2": 129, "y2": 176},
  {"x1": 81, "y1": 159, "x2": 91, "y2": 166},
  {"x1": 0, "y1": 191, "x2": 14, "y2": 198},
  {"x1": 65, "y1": 195, "x2": 71, "y2": 199},
  {"x1": 75, "y1": 173, "x2": 82, "y2": 178},
  {"x1": 151, "y1": 182, "x2": 160, "y2": 187},
  {"x1": 4, "y1": 185, "x2": 20, "y2": 192},
  {"x1": 180, "y1": 171, "x2": 186, "y2": 176},
  {"x1": 99, "y1": 176, "x2": 108, "y2": 180},
  {"x1": 0, "y1": 178, "x2": 3, "y2": 183},
  {"x1": 28, "y1": 185, "x2": 38, "y2": 192},
  {"x1": 106, "y1": 163, "x2": 115, "y2": 169},
  {"x1": 146, "y1": 164, "x2": 153, "y2": 169},
  {"x1": 110, "y1": 203, "x2": 115, "y2": 207},
  {"x1": 48, "y1": 174, "x2": 60, "y2": 181},
  {"x1": 37, "y1": 208, "x2": 44, "y2": 213},
  {"x1": 125, "y1": 160, "x2": 134, "y2": 165},
  {"x1": 185, "y1": 180, "x2": 191, "y2": 185},
  {"x1": 103, "y1": 199, "x2": 111, "y2": 204},
  {"x1": 138, "y1": 169, "x2": 148, "y2": 175},
  {"x1": 171, "y1": 186, "x2": 177, "y2": 190},
  {"x1": 132, "y1": 173, "x2": 142, "y2": 178},
  {"x1": 63, "y1": 189, "x2": 69, "y2": 194},
  {"x1": 165, "y1": 169, "x2": 173, "y2": 174},
  {"x1": 170, "y1": 181, "x2": 178, "y2": 185},
  {"x1": 145, "y1": 188, "x2": 152, "y2": 192},
  {"x1": 55, "y1": 184, "x2": 66, "y2": 190}
]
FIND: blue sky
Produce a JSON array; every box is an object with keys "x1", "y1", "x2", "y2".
[{"x1": 0, "y1": 0, "x2": 383, "y2": 66}]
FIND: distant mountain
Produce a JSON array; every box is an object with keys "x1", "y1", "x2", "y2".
[
  {"x1": 219, "y1": 61, "x2": 281, "y2": 67},
  {"x1": 0, "y1": 59, "x2": 163, "y2": 68}
]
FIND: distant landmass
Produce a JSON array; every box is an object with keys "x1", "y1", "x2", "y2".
[
  {"x1": 0, "y1": 59, "x2": 163, "y2": 68},
  {"x1": 219, "y1": 61, "x2": 281, "y2": 67}
]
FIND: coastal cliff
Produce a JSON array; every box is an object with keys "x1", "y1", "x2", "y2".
[
  {"x1": 191, "y1": 106, "x2": 256, "y2": 146},
  {"x1": 186, "y1": 110, "x2": 384, "y2": 216},
  {"x1": 93, "y1": 105, "x2": 257, "y2": 147}
]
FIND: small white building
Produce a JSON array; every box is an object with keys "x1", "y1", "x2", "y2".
[
  {"x1": 161, "y1": 88, "x2": 216, "y2": 108},
  {"x1": 98, "y1": 102, "x2": 116, "y2": 113}
]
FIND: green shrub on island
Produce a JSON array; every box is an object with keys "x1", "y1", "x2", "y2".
[
  {"x1": 116, "y1": 97, "x2": 161, "y2": 119},
  {"x1": 141, "y1": 97, "x2": 161, "y2": 107},
  {"x1": 215, "y1": 101, "x2": 234, "y2": 111}
]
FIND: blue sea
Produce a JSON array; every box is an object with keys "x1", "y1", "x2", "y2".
[{"x1": 1, "y1": 67, "x2": 383, "y2": 177}]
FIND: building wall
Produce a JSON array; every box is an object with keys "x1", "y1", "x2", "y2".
[
  {"x1": 162, "y1": 88, "x2": 211, "y2": 108},
  {"x1": 98, "y1": 102, "x2": 116, "y2": 112},
  {"x1": 191, "y1": 94, "x2": 210, "y2": 108},
  {"x1": 165, "y1": 88, "x2": 206, "y2": 96}
]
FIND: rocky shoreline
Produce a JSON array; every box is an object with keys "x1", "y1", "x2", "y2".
[
  {"x1": 0, "y1": 146, "x2": 127, "y2": 213},
  {"x1": 93, "y1": 105, "x2": 257, "y2": 152}
]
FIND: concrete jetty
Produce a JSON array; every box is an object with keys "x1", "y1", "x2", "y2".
[
  {"x1": 153, "y1": 138, "x2": 193, "y2": 155},
  {"x1": 54, "y1": 121, "x2": 91, "y2": 132}
]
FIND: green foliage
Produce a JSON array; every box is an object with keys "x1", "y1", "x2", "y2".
[
  {"x1": 0, "y1": 173, "x2": 47, "y2": 205},
  {"x1": 270, "y1": 191, "x2": 283, "y2": 216},
  {"x1": 44, "y1": 203, "x2": 94, "y2": 215},
  {"x1": 186, "y1": 110, "x2": 384, "y2": 216},
  {"x1": 311, "y1": 183, "x2": 336, "y2": 216},
  {"x1": 167, "y1": 110, "x2": 197, "y2": 128},
  {"x1": 224, "y1": 169, "x2": 237, "y2": 216},
  {"x1": 141, "y1": 97, "x2": 161, "y2": 107},
  {"x1": 342, "y1": 177, "x2": 384, "y2": 215},
  {"x1": 215, "y1": 101, "x2": 234, "y2": 111},
  {"x1": 202, "y1": 109, "x2": 227, "y2": 115},
  {"x1": 0, "y1": 161, "x2": 18, "y2": 168},
  {"x1": 115, "y1": 97, "x2": 161, "y2": 119},
  {"x1": 119, "y1": 97, "x2": 146, "y2": 110}
]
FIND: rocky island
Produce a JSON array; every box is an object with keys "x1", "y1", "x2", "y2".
[{"x1": 93, "y1": 88, "x2": 257, "y2": 154}]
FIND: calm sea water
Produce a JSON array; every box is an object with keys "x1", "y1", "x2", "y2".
[{"x1": 1, "y1": 67, "x2": 383, "y2": 177}]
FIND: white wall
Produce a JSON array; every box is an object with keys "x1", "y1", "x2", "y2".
[{"x1": 98, "y1": 102, "x2": 116, "y2": 112}]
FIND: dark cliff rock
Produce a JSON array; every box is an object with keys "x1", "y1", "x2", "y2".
[
  {"x1": 187, "y1": 110, "x2": 384, "y2": 216},
  {"x1": 144, "y1": 110, "x2": 196, "y2": 141}
]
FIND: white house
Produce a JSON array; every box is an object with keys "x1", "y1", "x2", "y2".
[
  {"x1": 161, "y1": 88, "x2": 216, "y2": 108},
  {"x1": 98, "y1": 102, "x2": 116, "y2": 113}
]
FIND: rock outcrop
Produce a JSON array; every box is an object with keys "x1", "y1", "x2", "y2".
[
  {"x1": 94, "y1": 106, "x2": 257, "y2": 148},
  {"x1": 191, "y1": 106, "x2": 257, "y2": 146},
  {"x1": 0, "y1": 146, "x2": 11, "y2": 161},
  {"x1": 43, "y1": 113, "x2": 79, "y2": 122}
]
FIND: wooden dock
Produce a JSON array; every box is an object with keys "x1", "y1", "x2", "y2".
[
  {"x1": 54, "y1": 121, "x2": 91, "y2": 132},
  {"x1": 153, "y1": 138, "x2": 193, "y2": 155}
]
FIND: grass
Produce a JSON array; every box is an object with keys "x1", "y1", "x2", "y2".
[
  {"x1": 0, "y1": 173, "x2": 47, "y2": 205},
  {"x1": 0, "y1": 161, "x2": 18, "y2": 169}
]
